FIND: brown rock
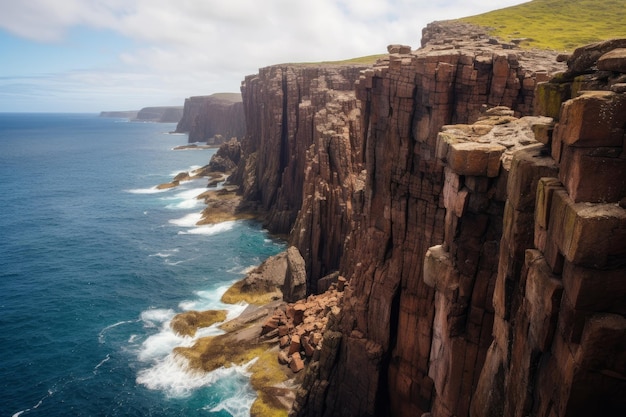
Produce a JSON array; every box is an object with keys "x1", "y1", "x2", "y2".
[
  {"x1": 282, "y1": 246, "x2": 307, "y2": 302},
  {"x1": 566, "y1": 38, "x2": 626, "y2": 74},
  {"x1": 175, "y1": 93, "x2": 245, "y2": 143},
  {"x1": 288, "y1": 335, "x2": 301, "y2": 356},
  {"x1": 290, "y1": 352, "x2": 305, "y2": 373},
  {"x1": 597, "y1": 48, "x2": 626, "y2": 73},
  {"x1": 278, "y1": 350, "x2": 290, "y2": 365},
  {"x1": 279, "y1": 335, "x2": 291, "y2": 348},
  {"x1": 292, "y1": 303, "x2": 306, "y2": 325}
]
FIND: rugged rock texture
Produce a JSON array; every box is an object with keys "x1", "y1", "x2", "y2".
[
  {"x1": 283, "y1": 246, "x2": 308, "y2": 303},
  {"x1": 238, "y1": 63, "x2": 369, "y2": 285},
  {"x1": 175, "y1": 93, "x2": 245, "y2": 143},
  {"x1": 230, "y1": 19, "x2": 626, "y2": 417},
  {"x1": 206, "y1": 138, "x2": 241, "y2": 173},
  {"x1": 291, "y1": 28, "x2": 563, "y2": 417},
  {"x1": 471, "y1": 38, "x2": 626, "y2": 417}
]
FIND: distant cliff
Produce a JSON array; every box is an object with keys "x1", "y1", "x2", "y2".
[
  {"x1": 135, "y1": 106, "x2": 184, "y2": 123},
  {"x1": 100, "y1": 106, "x2": 183, "y2": 123},
  {"x1": 175, "y1": 93, "x2": 245, "y2": 144},
  {"x1": 99, "y1": 110, "x2": 139, "y2": 119},
  {"x1": 228, "y1": 21, "x2": 626, "y2": 417}
]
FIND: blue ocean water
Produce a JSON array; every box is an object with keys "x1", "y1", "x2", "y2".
[{"x1": 0, "y1": 113, "x2": 285, "y2": 417}]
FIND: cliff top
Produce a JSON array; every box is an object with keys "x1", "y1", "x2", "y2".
[
  {"x1": 460, "y1": 0, "x2": 626, "y2": 51},
  {"x1": 187, "y1": 92, "x2": 242, "y2": 103}
]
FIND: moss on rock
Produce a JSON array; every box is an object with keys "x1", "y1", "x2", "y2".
[{"x1": 170, "y1": 310, "x2": 228, "y2": 337}]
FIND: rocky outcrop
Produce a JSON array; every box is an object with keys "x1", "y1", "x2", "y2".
[
  {"x1": 206, "y1": 138, "x2": 241, "y2": 173},
  {"x1": 175, "y1": 93, "x2": 245, "y2": 143},
  {"x1": 283, "y1": 246, "x2": 307, "y2": 303}
]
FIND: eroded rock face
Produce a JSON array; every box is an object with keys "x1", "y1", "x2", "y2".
[
  {"x1": 175, "y1": 93, "x2": 245, "y2": 143},
  {"x1": 231, "y1": 18, "x2": 625, "y2": 417},
  {"x1": 238, "y1": 63, "x2": 369, "y2": 285},
  {"x1": 301, "y1": 27, "x2": 563, "y2": 417},
  {"x1": 472, "y1": 39, "x2": 626, "y2": 417}
]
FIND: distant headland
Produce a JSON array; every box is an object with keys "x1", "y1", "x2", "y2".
[{"x1": 99, "y1": 106, "x2": 184, "y2": 123}]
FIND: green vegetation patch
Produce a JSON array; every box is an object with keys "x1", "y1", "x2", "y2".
[
  {"x1": 461, "y1": 0, "x2": 626, "y2": 51},
  {"x1": 221, "y1": 278, "x2": 283, "y2": 306},
  {"x1": 170, "y1": 310, "x2": 228, "y2": 337}
]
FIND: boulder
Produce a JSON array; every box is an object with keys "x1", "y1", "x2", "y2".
[
  {"x1": 597, "y1": 48, "x2": 626, "y2": 73},
  {"x1": 290, "y1": 352, "x2": 305, "y2": 373},
  {"x1": 282, "y1": 246, "x2": 307, "y2": 302}
]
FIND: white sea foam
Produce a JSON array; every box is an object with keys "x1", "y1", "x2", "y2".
[
  {"x1": 137, "y1": 326, "x2": 188, "y2": 362},
  {"x1": 137, "y1": 354, "x2": 256, "y2": 400},
  {"x1": 207, "y1": 381, "x2": 257, "y2": 417},
  {"x1": 98, "y1": 320, "x2": 137, "y2": 344},
  {"x1": 126, "y1": 187, "x2": 170, "y2": 194},
  {"x1": 169, "y1": 165, "x2": 202, "y2": 177},
  {"x1": 149, "y1": 248, "x2": 180, "y2": 258},
  {"x1": 140, "y1": 308, "x2": 176, "y2": 328},
  {"x1": 168, "y1": 212, "x2": 202, "y2": 227},
  {"x1": 12, "y1": 389, "x2": 55, "y2": 417},
  {"x1": 174, "y1": 186, "x2": 207, "y2": 200},
  {"x1": 163, "y1": 186, "x2": 207, "y2": 210},
  {"x1": 179, "y1": 221, "x2": 236, "y2": 235},
  {"x1": 93, "y1": 354, "x2": 110, "y2": 374}
]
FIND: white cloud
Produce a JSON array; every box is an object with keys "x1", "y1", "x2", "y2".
[{"x1": 0, "y1": 0, "x2": 528, "y2": 111}]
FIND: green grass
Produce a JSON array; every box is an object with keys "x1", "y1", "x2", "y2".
[
  {"x1": 284, "y1": 53, "x2": 387, "y2": 66},
  {"x1": 460, "y1": 0, "x2": 626, "y2": 51}
]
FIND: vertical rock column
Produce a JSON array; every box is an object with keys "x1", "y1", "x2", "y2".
[
  {"x1": 297, "y1": 40, "x2": 562, "y2": 417},
  {"x1": 472, "y1": 43, "x2": 626, "y2": 417},
  {"x1": 424, "y1": 110, "x2": 556, "y2": 417}
]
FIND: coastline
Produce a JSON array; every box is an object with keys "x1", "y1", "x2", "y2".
[{"x1": 154, "y1": 156, "x2": 297, "y2": 416}]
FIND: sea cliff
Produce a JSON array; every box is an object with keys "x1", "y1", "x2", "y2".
[
  {"x1": 196, "y1": 21, "x2": 625, "y2": 417},
  {"x1": 175, "y1": 93, "x2": 245, "y2": 144}
]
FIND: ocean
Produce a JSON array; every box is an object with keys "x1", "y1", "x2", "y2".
[{"x1": 0, "y1": 113, "x2": 285, "y2": 417}]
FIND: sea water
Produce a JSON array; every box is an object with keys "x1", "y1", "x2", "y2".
[{"x1": 0, "y1": 113, "x2": 285, "y2": 416}]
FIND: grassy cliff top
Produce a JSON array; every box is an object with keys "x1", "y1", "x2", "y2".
[{"x1": 460, "y1": 0, "x2": 626, "y2": 51}]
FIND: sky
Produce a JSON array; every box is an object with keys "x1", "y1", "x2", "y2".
[{"x1": 0, "y1": 0, "x2": 528, "y2": 113}]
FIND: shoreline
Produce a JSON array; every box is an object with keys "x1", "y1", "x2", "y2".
[{"x1": 156, "y1": 156, "x2": 298, "y2": 416}]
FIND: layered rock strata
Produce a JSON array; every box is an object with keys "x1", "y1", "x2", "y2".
[
  {"x1": 290, "y1": 35, "x2": 563, "y2": 417},
  {"x1": 471, "y1": 39, "x2": 626, "y2": 417},
  {"x1": 237, "y1": 63, "x2": 369, "y2": 285},
  {"x1": 423, "y1": 109, "x2": 555, "y2": 417},
  {"x1": 229, "y1": 20, "x2": 626, "y2": 417},
  {"x1": 175, "y1": 93, "x2": 245, "y2": 143}
]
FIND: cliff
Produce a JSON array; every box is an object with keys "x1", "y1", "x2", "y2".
[
  {"x1": 175, "y1": 93, "x2": 245, "y2": 144},
  {"x1": 238, "y1": 63, "x2": 368, "y2": 270},
  {"x1": 99, "y1": 110, "x2": 139, "y2": 119},
  {"x1": 229, "y1": 21, "x2": 626, "y2": 417},
  {"x1": 134, "y1": 106, "x2": 184, "y2": 123}
]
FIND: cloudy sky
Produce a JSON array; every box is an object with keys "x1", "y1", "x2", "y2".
[{"x1": 0, "y1": 0, "x2": 527, "y2": 113}]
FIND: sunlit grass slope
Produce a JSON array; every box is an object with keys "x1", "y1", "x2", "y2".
[{"x1": 461, "y1": 0, "x2": 626, "y2": 51}]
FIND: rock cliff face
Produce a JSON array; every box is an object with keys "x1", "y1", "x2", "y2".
[
  {"x1": 175, "y1": 93, "x2": 245, "y2": 143},
  {"x1": 135, "y1": 106, "x2": 184, "y2": 123},
  {"x1": 238, "y1": 63, "x2": 368, "y2": 286},
  {"x1": 233, "y1": 20, "x2": 625, "y2": 417}
]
